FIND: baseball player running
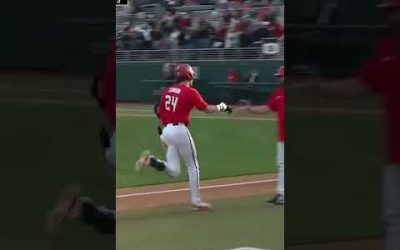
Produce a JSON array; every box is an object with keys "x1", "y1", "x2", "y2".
[
  {"x1": 135, "y1": 63, "x2": 233, "y2": 211},
  {"x1": 240, "y1": 65, "x2": 284, "y2": 205}
]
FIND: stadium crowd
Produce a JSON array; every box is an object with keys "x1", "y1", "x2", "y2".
[{"x1": 117, "y1": 0, "x2": 284, "y2": 50}]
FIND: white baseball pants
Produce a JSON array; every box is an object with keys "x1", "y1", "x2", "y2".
[
  {"x1": 277, "y1": 141, "x2": 284, "y2": 197},
  {"x1": 159, "y1": 124, "x2": 201, "y2": 204}
]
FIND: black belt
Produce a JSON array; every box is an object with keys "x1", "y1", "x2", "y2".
[{"x1": 164, "y1": 123, "x2": 184, "y2": 126}]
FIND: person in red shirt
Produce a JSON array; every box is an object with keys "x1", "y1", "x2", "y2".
[
  {"x1": 135, "y1": 63, "x2": 232, "y2": 210},
  {"x1": 240, "y1": 65, "x2": 285, "y2": 205},
  {"x1": 318, "y1": 2, "x2": 400, "y2": 248},
  {"x1": 227, "y1": 68, "x2": 240, "y2": 82},
  {"x1": 268, "y1": 18, "x2": 284, "y2": 39}
]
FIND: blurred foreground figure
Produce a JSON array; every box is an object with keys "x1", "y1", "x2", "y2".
[
  {"x1": 46, "y1": 42, "x2": 116, "y2": 235},
  {"x1": 319, "y1": 1, "x2": 400, "y2": 248}
]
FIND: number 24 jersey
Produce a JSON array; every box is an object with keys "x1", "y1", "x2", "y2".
[{"x1": 159, "y1": 84, "x2": 208, "y2": 126}]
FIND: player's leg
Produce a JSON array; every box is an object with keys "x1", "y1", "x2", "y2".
[
  {"x1": 148, "y1": 145, "x2": 181, "y2": 177},
  {"x1": 135, "y1": 125, "x2": 181, "y2": 177},
  {"x1": 276, "y1": 141, "x2": 284, "y2": 203},
  {"x1": 178, "y1": 127, "x2": 211, "y2": 210},
  {"x1": 46, "y1": 186, "x2": 115, "y2": 234},
  {"x1": 266, "y1": 141, "x2": 284, "y2": 205},
  {"x1": 383, "y1": 165, "x2": 400, "y2": 250},
  {"x1": 79, "y1": 197, "x2": 115, "y2": 234}
]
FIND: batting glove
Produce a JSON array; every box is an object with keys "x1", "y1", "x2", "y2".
[
  {"x1": 216, "y1": 102, "x2": 233, "y2": 114},
  {"x1": 216, "y1": 102, "x2": 228, "y2": 112}
]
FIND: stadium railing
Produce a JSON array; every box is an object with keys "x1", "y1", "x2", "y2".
[{"x1": 116, "y1": 46, "x2": 283, "y2": 62}]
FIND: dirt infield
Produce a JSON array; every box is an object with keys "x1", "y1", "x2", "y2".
[{"x1": 116, "y1": 174, "x2": 276, "y2": 211}]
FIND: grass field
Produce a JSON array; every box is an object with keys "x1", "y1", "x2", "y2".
[
  {"x1": 116, "y1": 104, "x2": 278, "y2": 188},
  {"x1": 116, "y1": 103, "x2": 282, "y2": 250},
  {"x1": 117, "y1": 195, "x2": 284, "y2": 250}
]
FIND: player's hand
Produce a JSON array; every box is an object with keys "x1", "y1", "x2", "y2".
[
  {"x1": 157, "y1": 125, "x2": 163, "y2": 135},
  {"x1": 216, "y1": 102, "x2": 227, "y2": 112},
  {"x1": 225, "y1": 105, "x2": 233, "y2": 114}
]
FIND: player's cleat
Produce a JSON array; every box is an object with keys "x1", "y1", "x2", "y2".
[
  {"x1": 135, "y1": 150, "x2": 152, "y2": 172},
  {"x1": 265, "y1": 194, "x2": 284, "y2": 206},
  {"x1": 46, "y1": 185, "x2": 82, "y2": 233},
  {"x1": 191, "y1": 202, "x2": 212, "y2": 211}
]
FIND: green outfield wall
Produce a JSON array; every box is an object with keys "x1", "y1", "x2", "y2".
[{"x1": 117, "y1": 60, "x2": 283, "y2": 104}]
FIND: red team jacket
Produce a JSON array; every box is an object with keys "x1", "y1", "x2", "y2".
[
  {"x1": 265, "y1": 86, "x2": 285, "y2": 142},
  {"x1": 359, "y1": 34, "x2": 400, "y2": 164},
  {"x1": 159, "y1": 84, "x2": 208, "y2": 126}
]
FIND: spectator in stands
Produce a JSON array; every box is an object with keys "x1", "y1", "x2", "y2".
[
  {"x1": 161, "y1": 10, "x2": 176, "y2": 34},
  {"x1": 162, "y1": 57, "x2": 177, "y2": 81},
  {"x1": 252, "y1": 21, "x2": 272, "y2": 46},
  {"x1": 225, "y1": 21, "x2": 242, "y2": 48},
  {"x1": 227, "y1": 68, "x2": 240, "y2": 82},
  {"x1": 193, "y1": 19, "x2": 214, "y2": 48},
  {"x1": 178, "y1": 28, "x2": 194, "y2": 49},
  {"x1": 155, "y1": 35, "x2": 172, "y2": 49},
  {"x1": 213, "y1": 21, "x2": 228, "y2": 47},
  {"x1": 134, "y1": 23, "x2": 153, "y2": 49},
  {"x1": 239, "y1": 16, "x2": 255, "y2": 47},
  {"x1": 176, "y1": 12, "x2": 192, "y2": 29},
  {"x1": 116, "y1": 0, "x2": 284, "y2": 50},
  {"x1": 268, "y1": 16, "x2": 284, "y2": 39}
]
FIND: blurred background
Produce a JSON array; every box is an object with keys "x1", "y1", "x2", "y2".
[{"x1": 116, "y1": 0, "x2": 284, "y2": 105}]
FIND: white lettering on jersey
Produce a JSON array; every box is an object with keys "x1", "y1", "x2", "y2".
[
  {"x1": 165, "y1": 95, "x2": 179, "y2": 112},
  {"x1": 168, "y1": 87, "x2": 182, "y2": 94}
]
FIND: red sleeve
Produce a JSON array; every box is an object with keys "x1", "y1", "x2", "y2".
[
  {"x1": 192, "y1": 89, "x2": 208, "y2": 111},
  {"x1": 265, "y1": 88, "x2": 278, "y2": 111}
]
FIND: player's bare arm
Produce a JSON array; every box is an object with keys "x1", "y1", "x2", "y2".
[
  {"x1": 203, "y1": 102, "x2": 233, "y2": 113},
  {"x1": 239, "y1": 105, "x2": 271, "y2": 114}
]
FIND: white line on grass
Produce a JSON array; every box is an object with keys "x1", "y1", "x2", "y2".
[
  {"x1": 117, "y1": 113, "x2": 276, "y2": 121},
  {"x1": 116, "y1": 178, "x2": 277, "y2": 198}
]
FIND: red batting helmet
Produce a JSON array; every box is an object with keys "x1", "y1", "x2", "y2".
[
  {"x1": 377, "y1": 0, "x2": 400, "y2": 8},
  {"x1": 175, "y1": 64, "x2": 195, "y2": 82},
  {"x1": 274, "y1": 65, "x2": 284, "y2": 77}
]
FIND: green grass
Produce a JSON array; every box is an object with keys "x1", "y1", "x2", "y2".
[
  {"x1": 117, "y1": 195, "x2": 284, "y2": 250},
  {"x1": 116, "y1": 105, "x2": 278, "y2": 188}
]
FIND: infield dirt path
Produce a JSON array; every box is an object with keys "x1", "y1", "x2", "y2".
[{"x1": 116, "y1": 173, "x2": 276, "y2": 211}]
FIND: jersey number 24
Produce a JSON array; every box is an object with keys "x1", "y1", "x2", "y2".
[{"x1": 165, "y1": 95, "x2": 178, "y2": 112}]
